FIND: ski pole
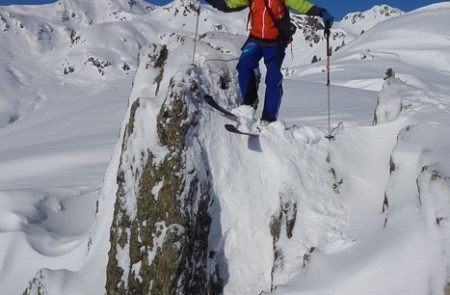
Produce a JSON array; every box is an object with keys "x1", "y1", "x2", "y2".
[
  {"x1": 192, "y1": 5, "x2": 201, "y2": 63},
  {"x1": 324, "y1": 27, "x2": 334, "y2": 140}
]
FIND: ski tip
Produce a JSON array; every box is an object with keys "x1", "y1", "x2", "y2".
[
  {"x1": 225, "y1": 124, "x2": 260, "y2": 137},
  {"x1": 204, "y1": 96, "x2": 239, "y2": 120}
]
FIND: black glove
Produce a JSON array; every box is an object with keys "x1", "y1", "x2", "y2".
[
  {"x1": 321, "y1": 10, "x2": 334, "y2": 30},
  {"x1": 307, "y1": 6, "x2": 334, "y2": 29}
]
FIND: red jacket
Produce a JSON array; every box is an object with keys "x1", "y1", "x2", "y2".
[
  {"x1": 250, "y1": 0, "x2": 286, "y2": 40},
  {"x1": 207, "y1": 0, "x2": 316, "y2": 40}
]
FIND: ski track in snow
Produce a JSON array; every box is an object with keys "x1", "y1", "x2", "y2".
[{"x1": 0, "y1": 0, "x2": 450, "y2": 294}]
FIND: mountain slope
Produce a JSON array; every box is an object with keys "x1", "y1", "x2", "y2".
[
  {"x1": 337, "y1": 4, "x2": 404, "y2": 37},
  {"x1": 102, "y1": 2, "x2": 450, "y2": 295},
  {"x1": 0, "y1": 1, "x2": 403, "y2": 129},
  {"x1": 1, "y1": 1, "x2": 449, "y2": 294}
]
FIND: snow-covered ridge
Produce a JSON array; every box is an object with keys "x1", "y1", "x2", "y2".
[
  {"x1": 101, "y1": 31, "x2": 351, "y2": 293},
  {"x1": 102, "y1": 3, "x2": 450, "y2": 294},
  {"x1": 336, "y1": 4, "x2": 404, "y2": 37},
  {"x1": 2, "y1": 1, "x2": 450, "y2": 294},
  {"x1": 0, "y1": 0, "x2": 153, "y2": 55}
]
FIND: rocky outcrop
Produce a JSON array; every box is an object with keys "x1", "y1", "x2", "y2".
[
  {"x1": 22, "y1": 270, "x2": 49, "y2": 295},
  {"x1": 0, "y1": 13, "x2": 10, "y2": 32},
  {"x1": 105, "y1": 45, "x2": 221, "y2": 294}
]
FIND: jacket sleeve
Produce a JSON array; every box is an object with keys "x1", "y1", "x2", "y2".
[
  {"x1": 285, "y1": 0, "x2": 314, "y2": 14},
  {"x1": 206, "y1": 0, "x2": 248, "y2": 12}
]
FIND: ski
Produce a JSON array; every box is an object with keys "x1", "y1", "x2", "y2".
[
  {"x1": 224, "y1": 124, "x2": 260, "y2": 137},
  {"x1": 204, "y1": 94, "x2": 238, "y2": 120},
  {"x1": 204, "y1": 95, "x2": 260, "y2": 137}
]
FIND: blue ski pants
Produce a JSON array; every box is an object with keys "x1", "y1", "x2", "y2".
[{"x1": 237, "y1": 38, "x2": 286, "y2": 122}]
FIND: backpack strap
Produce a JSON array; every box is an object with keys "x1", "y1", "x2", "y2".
[{"x1": 262, "y1": 0, "x2": 293, "y2": 44}]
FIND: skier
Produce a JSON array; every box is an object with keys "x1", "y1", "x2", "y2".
[{"x1": 205, "y1": 0, "x2": 334, "y2": 124}]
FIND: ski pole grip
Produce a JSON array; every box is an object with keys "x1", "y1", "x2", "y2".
[{"x1": 324, "y1": 27, "x2": 330, "y2": 39}]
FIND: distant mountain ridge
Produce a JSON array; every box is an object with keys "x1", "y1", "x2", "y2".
[
  {"x1": 337, "y1": 4, "x2": 404, "y2": 36},
  {"x1": 0, "y1": 1, "x2": 404, "y2": 128},
  {"x1": 0, "y1": 1, "x2": 403, "y2": 56}
]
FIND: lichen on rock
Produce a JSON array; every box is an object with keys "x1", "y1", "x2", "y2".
[{"x1": 106, "y1": 60, "x2": 220, "y2": 294}]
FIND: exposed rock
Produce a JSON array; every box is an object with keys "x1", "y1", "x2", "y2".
[
  {"x1": 68, "y1": 28, "x2": 80, "y2": 46},
  {"x1": 1, "y1": 13, "x2": 10, "y2": 32},
  {"x1": 85, "y1": 56, "x2": 112, "y2": 76},
  {"x1": 106, "y1": 45, "x2": 221, "y2": 294},
  {"x1": 22, "y1": 270, "x2": 48, "y2": 295},
  {"x1": 291, "y1": 15, "x2": 324, "y2": 47}
]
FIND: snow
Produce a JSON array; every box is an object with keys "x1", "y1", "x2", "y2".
[
  {"x1": 337, "y1": 5, "x2": 404, "y2": 38},
  {"x1": 1, "y1": 0, "x2": 450, "y2": 294}
]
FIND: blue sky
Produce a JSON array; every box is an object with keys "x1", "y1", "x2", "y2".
[{"x1": 0, "y1": 0, "x2": 444, "y2": 19}]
